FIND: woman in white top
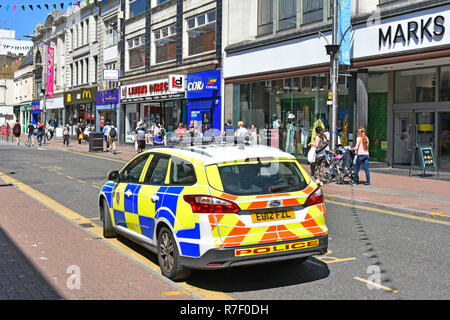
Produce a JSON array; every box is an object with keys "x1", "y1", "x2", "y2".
[
  {"x1": 349, "y1": 127, "x2": 370, "y2": 186},
  {"x1": 248, "y1": 124, "x2": 258, "y2": 145},
  {"x1": 235, "y1": 121, "x2": 248, "y2": 144}
]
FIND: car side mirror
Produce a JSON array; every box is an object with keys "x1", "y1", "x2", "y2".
[{"x1": 108, "y1": 170, "x2": 120, "y2": 182}]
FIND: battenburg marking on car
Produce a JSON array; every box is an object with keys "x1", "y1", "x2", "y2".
[
  {"x1": 235, "y1": 239, "x2": 320, "y2": 257},
  {"x1": 99, "y1": 145, "x2": 328, "y2": 281}
]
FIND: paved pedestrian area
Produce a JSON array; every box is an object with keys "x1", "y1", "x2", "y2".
[
  {"x1": 0, "y1": 178, "x2": 196, "y2": 300},
  {"x1": 0, "y1": 225, "x2": 60, "y2": 300}
]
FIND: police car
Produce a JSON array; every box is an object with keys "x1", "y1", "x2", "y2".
[{"x1": 98, "y1": 144, "x2": 328, "y2": 281}]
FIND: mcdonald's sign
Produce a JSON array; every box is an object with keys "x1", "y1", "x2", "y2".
[
  {"x1": 82, "y1": 90, "x2": 92, "y2": 99},
  {"x1": 64, "y1": 88, "x2": 97, "y2": 105}
]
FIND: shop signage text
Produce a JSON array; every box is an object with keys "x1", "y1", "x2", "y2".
[
  {"x1": 121, "y1": 75, "x2": 186, "y2": 103},
  {"x1": 97, "y1": 89, "x2": 119, "y2": 106},
  {"x1": 379, "y1": 15, "x2": 445, "y2": 48},
  {"x1": 186, "y1": 70, "x2": 221, "y2": 99},
  {"x1": 64, "y1": 88, "x2": 97, "y2": 105}
]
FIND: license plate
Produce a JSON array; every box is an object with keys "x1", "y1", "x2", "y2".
[{"x1": 251, "y1": 209, "x2": 295, "y2": 223}]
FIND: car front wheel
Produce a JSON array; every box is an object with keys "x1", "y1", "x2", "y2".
[{"x1": 102, "y1": 198, "x2": 117, "y2": 238}]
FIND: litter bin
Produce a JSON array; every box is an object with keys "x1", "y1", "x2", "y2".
[{"x1": 89, "y1": 132, "x2": 104, "y2": 152}]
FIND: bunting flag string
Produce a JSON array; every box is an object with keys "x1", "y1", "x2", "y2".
[{"x1": 0, "y1": 1, "x2": 103, "y2": 12}]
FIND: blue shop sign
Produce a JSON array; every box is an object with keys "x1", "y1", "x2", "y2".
[
  {"x1": 186, "y1": 70, "x2": 221, "y2": 99},
  {"x1": 31, "y1": 101, "x2": 40, "y2": 114},
  {"x1": 97, "y1": 88, "x2": 119, "y2": 106}
]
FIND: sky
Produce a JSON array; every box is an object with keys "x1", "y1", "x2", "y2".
[{"x1": 0, "y1": 1, "x2": 72, "y2": 40}]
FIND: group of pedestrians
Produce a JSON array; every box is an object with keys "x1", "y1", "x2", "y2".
[
  {"x1": 309, "y1": 126, "x2": 371, "y2": 186},
  {"x1": 11, "y1": 120, "x2": 51, "y2": 147},
  {"x1": 221, "y1": 120, "x2": 259, "y2": 144}
]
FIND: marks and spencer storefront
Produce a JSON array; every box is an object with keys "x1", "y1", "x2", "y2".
[
  {"x1": 224, "y1": 3, "x2": 450, "y2": 170},
  {"x1": 120, "y1": 75, "x2": 187, "y2": 143}
]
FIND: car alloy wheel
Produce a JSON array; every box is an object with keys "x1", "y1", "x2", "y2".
[
  {"x1": 157, "y1": 227, "x2": 191, "y2": 281},
  {"x1": 159, "y1": 232, "x2": 174, "y2": 272}
]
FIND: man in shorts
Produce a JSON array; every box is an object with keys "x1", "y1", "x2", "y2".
[
  {"x1": 134, "y1": 123, "x2": 147, "y2": 154},
  {"x1": 108, "y1": 124, "x2": 118, "y2": 154}
]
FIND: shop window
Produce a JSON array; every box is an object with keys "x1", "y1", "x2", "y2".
[
  {"x1": 129, "y1": 0, "x2": 146, "y2": 19},
  {"x1": 279, "y1": 0, "x2": 296, "y2": 31},
  {"x1": 257, "y1": 0, "x2": 273, "y2": 35},
  {"x1": 187, "y1": 10, "x2": 216, "y2": 56},
  {"x1": 128, "y1": 35, "x2": 146, "y2": 70},
  {"x1": 154, "y1": 24, "x2": 176, "y2": 64},
  {"x1": 439, "y1": 66, "x2": 450, "y2": 101},
  {"x1": 302, "y1": 0, "x2": 323, "y2": 25},
  {"x1": 395, "y1": 68, "x2": 436, "y2": 104}
]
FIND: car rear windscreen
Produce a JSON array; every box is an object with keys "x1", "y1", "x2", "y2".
[{"x1": 216, "y1": 161, "x2": 308, "y2": 196}]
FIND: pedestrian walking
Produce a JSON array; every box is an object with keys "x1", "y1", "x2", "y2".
[
  {"x1": 103, "y1": 122, "x2": 111, "y2": 152},
  {"x1": 77, "y1": 123, "x2": 85, "y2": 144},
  {"x1": 235, "y1": 121, "x2": 248, "y2": 144},
  {"x1": 350, "y1": 127, "x2": 371, "y2": 186},
  {"x1": 63, "y1": 124, "x2": 70, "y2": 147},
  {"x1": 36, "y1": 122, "x2": 45, "y2": 146},
  {"x1": 309, "y1": 126, "x2": 329, "y2": 186},
  {"x1": 108, "y1": 124, "x2": 117, "y2": 154},
  {"x1": 222, "y1": 120, "x2": 235, "y2": 137},
  {"x1": 26, "y1": 121, "x2": 35, "y2": 146},
  {"x1": 83, "y1": 126, "x2": 90, "y2": 143},
  {"x1": 153, "y1": 131, "x2": 164, "y2": 146},
  {"x1": 134, "y1": 122, "x2": 147, "y2": 153},
  {"x1": 12, "y1": 119, "x2": 21, "y2": 145},
  {"x1": 249, "y1": 124, "x2": 259, "y2": 145}
]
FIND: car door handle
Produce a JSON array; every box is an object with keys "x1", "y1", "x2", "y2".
[{"x1": 151, "y1": 195, "x2": 159, "y2": 203}]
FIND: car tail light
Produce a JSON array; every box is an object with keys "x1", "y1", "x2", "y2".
[
  {"x1": 304, "y1": 187, "x2": 324, "y2": 207},
  {"x1": 183, "y1": 195, "x2": 241, "y2": 214}
]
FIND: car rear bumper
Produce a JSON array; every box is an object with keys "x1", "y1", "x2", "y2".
[{"x1": 179, "y1": 235, "x2": 328, "y2": 270}]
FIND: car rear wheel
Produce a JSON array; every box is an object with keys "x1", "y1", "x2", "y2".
[
  {"x1": 157, "y1": 227, "x2": 191, "y2": 281},
  {"x1": 102, "y1": 198, "x2": 117, "y2": 238}
]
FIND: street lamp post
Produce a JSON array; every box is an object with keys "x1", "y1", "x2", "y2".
[{"x1": 330, "y1": 0, "x2": 339, "y2": 152}]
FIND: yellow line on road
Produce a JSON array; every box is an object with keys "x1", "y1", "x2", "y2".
[
  {"x1": 326, "y1": 199, "x2": 450, "y2": 226},
  {"x1": 163, "y1": 291, "x2": 191, "y2": 296},
  {"x1": 0, "y1": 169, "x2": 233, "y2": 301},
  {"x1": 354, "y1": 276, "x2": 398, "y2": 293},
  {"x1": 59, "y1": 148, "x2": 126, "y2": 164}
]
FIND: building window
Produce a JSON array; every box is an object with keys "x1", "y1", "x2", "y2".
[
  {"x1": 187, "y1": 10, "x2": 216, "y2": 56},
  {"x1": 93, "y1": 56, "x2": 98, "y2": 83},
  {"x1": 154, "y1": 24, "x2": 176, "y2": 64},
  {"x1": 128, "y1": 35, "x2": 146, "y2": 70},
  {"x1": 85, "y1": 19, "x2": 89, "y2": 45},
  {"x1": 157, "y1": 0, "x2": 169, "y2": 5},
  {"x1": 105, "y1": 21, "x2": 118, "y2": 47},
  {"x1": 257, "y1": 0, "x2": 273, "y2": 35},
  {"x1": 279, "y1": 0, "x2": 296, "y2": 31},
  {"x1": 395, "y1": 68, "x2": 436, "y2": 103},
  {"x1": 129, "y1": 0, "x2": 146, "y2": 19},
  {"x1": 302, "y1": 0, "x2": 323, "y2": 24},
  {"x1": 440, "y1": 66, "x2": 450, "y2": 101}
]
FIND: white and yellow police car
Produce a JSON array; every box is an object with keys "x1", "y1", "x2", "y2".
[{"x1": 98, "y1": 144, "x2": 328, "y2": 281}]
